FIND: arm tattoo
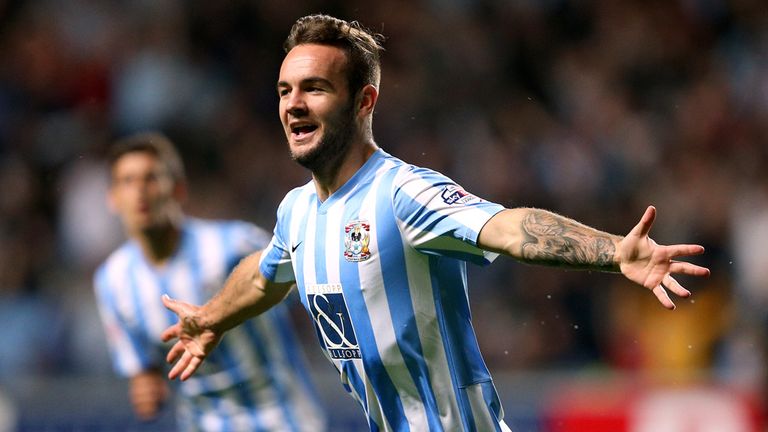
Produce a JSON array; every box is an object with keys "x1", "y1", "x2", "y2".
[{"x1": 519, "y1": 209, "x2": 618, "y2": 270}]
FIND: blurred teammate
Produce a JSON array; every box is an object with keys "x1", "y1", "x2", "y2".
[
  {"x1": 160, "y1": 15, "x2": 710, "y2": 431},
  {"x1": 94, "y1": 132, "x2": 327, "y2": 431}
]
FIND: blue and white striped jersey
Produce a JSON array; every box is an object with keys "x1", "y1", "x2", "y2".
[
  {"x1": 95, "y1": 218, "x2": 326, "y2": 432},
  {"x1": 260, "y1": 149, "x2": 510, "y2": 431}
]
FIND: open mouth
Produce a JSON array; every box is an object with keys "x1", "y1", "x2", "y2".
[{"x1": 291, "y1": 124, "x2": 318, "y2": 140}]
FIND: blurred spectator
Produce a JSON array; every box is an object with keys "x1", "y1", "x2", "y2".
[{"x1": 0, "y1": 0, "x2": 764, "y2": 421}]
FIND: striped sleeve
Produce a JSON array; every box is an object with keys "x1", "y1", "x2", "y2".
[
  {"x1": 392, "y1": 165, "x2": 505, "y2": 265},
  {"x1": 230, "y1": 220, "x2": 272, "y2": 253},
  {"x1": 260, "y1": 187, "x2": 308, "y2": 283}
]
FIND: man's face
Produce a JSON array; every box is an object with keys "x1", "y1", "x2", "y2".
[
  {"x1": 109, "y1": 152, "x2": 178, "y2": 233},
  {"x1": 277, "y1": 43, "x2": 357, "y2": 171}
]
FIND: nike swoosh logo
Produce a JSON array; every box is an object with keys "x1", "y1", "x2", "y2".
[{"x1": 291, "y1": 242, "x2": 302, "y2": 253}]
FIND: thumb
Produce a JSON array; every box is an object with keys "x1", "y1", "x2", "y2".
[
  {"x1": 629, "y1": 205, "x2": 656, "y2": 238},
  {"x1": 162, "y1": 294, "x2": 181, "y2": 313}
]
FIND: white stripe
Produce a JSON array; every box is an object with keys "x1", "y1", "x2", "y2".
[
  {"x1": 104, "y1": 250, "x2": 144, "y2": 374},
  {"x1": 319, "y1": 189, "x2": 375, "y2": 400},
  {"x1": 133, "y1": 263, "x2": 168, "y2": 341},
  {"x1": 195, "y1": 222, "x2": 226, "y2": 299},
  {"x1": 324, "y1": 194, "x2": 345, "y2": 284},
  {"x1": 395, "y1": 168, "x2": 463, "y2": 427},
  {"x1": 358, "y1": 167, "x2": 430, "y2": 431},
  {"x1": 402, "y1": 244, "x2": 462, "y2": 428},
  {"x1": 466, "y1": 383, "x2": 498, "y2": 431},
  {"x1": 396, "y1": 168, "x2": 500, "y2": 255}
]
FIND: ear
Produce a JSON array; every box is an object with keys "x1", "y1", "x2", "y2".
[
  {"x1": 173, "y1": 180, "x2": 188, "y2": 204},
  {"x1": 356, "y1": 84, "x2": 378, "y2": 117},
  {"x1": 106, "y1": 189, "x2": 118, "y2": 214}
]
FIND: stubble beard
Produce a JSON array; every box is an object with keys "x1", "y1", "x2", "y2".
[{"x1": 290, "y1": 100, "x2": 356, "y2": 175}]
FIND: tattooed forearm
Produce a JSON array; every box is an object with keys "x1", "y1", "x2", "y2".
[{"x1": 519, "y1": 209, "x2": 620, "y2": 271}]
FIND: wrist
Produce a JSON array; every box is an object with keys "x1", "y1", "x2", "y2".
[{"x1": 611, "y1": 236, "x2": 624, "y2": 272}]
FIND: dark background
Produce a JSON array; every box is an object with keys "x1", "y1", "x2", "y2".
[{"x1": 0, "y1": 0, "x2": 765, "y2": 430}]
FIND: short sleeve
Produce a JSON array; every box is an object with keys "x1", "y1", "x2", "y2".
[
  {"x1": 259, "y1": 192, "x2": 299, "y2": 283},
  {"x1": 393, "y1": 166, "x2": 505, "y2": 265}
]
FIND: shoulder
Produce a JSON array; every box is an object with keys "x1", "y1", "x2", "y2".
[
  {"x1": 185, "y1": 217, "x2": 271, "y2": 250},
  {"x1": 275, "y1": 181, "x2": 315, "y2": 216},
  {"x1": 186, "y1": 217, "x2": 265, "y2": 234},
  {"x1": 374, "y1": 150, "x2": 453, "y2": 186},
  {"x1": 94, "y1": 242, "x2": 134, "y2": 289}
]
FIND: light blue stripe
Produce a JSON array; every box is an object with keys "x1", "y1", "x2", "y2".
[
  {"x1": 314, "y1": 205, "x2": 328, "y2": 284},
  {"x1": 341, "y1": 361, "x2": 368, "y2": 422},
  {"x1": 455, "y1": 384, "x2": 476, "y2": 432},
  {"x1": 261, "y1": 242, "x2": 285, "y2": 281},
  {"x1": 339, "y1": 183, "x2": 409, "y2": 431},
  {"x1": 375, "y1": 168, "x2": 443, "y2": 430},
  {"x1": 430, "y1": 256, "x2": 490, "y2": 385},
  {"x1": 261, "y1": 187, "x2": 306, "y2": 283},
  {"x1": 292, "y1": 193, "x2": 313, "y2": 305},
  {"x1": 393, "y1": 174, "x2": 501, "y2": 264}
]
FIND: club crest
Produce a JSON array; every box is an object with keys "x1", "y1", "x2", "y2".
[{"x1": 344, "y1": 220, "x2": 371, "y2": 262}]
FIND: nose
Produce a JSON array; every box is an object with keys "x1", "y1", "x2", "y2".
[{"x1": 284, "y1": 90, "x2": 308, "y2": 117}]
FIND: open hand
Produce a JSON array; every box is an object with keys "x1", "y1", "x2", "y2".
[
  {"x1": 618, "y1": 206, "x2": 710, "y2": 309},
  {"x1": 160, "y1": 295, "x2": 222, "y2": 381}
]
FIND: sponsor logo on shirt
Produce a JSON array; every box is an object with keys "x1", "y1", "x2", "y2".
[
  {"x1": 343, "y1": 220, "x2": 371, "y2": 262},
  {"x1": 306, "y1": 284, "x2": 361, "y2": 360},
  {"x1": 441, "y1": 185, "x2": 478, "y2": 205}
]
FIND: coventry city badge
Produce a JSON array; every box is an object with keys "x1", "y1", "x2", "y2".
[{"x1": 343, "y1": 219, "x2": 371, "y2": 262}]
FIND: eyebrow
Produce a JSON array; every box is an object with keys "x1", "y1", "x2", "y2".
[{"x1": 276, "y1": 76, "x2": 336, "y2": 91}]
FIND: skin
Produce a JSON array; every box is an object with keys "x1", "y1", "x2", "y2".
[
  {"x1": 277, "y1": 43, "x2": 379, "y2": 201},
  {"x1": 109, "y1": 151, "x2": 185, "y2": 417},
  {"x1": 109, "y1": 151, "x2": 186, "y2": 264},
  {"x1": 160, "y1": 42, "x2": 710, "y2": 382}
]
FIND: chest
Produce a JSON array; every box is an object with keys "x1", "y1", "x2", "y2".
[{"x1": 112, "y1": 258, "x2": 229, "y2": 338}]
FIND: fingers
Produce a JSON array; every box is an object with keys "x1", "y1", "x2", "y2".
[
  {"x1": 652, "y1": 285, "x2": 676, "y2": 310},
  {"x1": 669, "y1": 261, "x2": 711, "y2": 277},
  {"x1": 663, "y1": 274, "x2": 690, "y2": 298},
  {"x1": 665, "y1": 244, "x2": 705, "y2": 258},
  {"x1": 160, "y1": 323, "x2": 180, "y2": 342},
  {"x1": 651, "y1": 274, "x2": 694, "y2": 310},
  {"x1": 162, "y1": 294, "x2": 180, "y2": 313},
  {"x1": 166, "y1": 341, "x2": 186, "y2": 365},
  {"x1": 167, "y1": 344, "x2": 204, "y2": 381},
  {"x1": 168, "y1": 350, "x2": 190, "y2": 380},
  {"x1": 630, "y1": 205, "x2": 656, "y2": 238},
  {"x1": 181, "y1": 356, "x2": 204, "y2": 381}
]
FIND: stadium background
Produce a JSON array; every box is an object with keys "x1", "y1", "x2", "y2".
[{"x1": 0, "y1": 0, "x2": 766, "y2": 430}]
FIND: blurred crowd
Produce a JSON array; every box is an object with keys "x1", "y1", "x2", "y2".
[{"x1": 0, "y1": 0, "x2": 766, "y2": 404}]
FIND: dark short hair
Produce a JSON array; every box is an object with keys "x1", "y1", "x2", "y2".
[
  {"x1": 108, "y1": 132, "x2": 185, "y2": 183},
  {"x1": 284, "y1": 14, "x2": 384, "y2": 94}
]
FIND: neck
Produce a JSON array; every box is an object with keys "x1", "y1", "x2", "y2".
[
  {"x1": 131, "y1": 215, "x2": 183, "y2": 266},
  {"x1": 313, "y1": 139, "x2": 378, "y2": 202}
]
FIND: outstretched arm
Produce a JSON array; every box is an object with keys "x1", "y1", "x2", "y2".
[
  {"x1": 477, "y1": 205, "x2": 710, "y2": 309},
  {"x1": 160, "y1": 250, "x2": 294, "y2": 381}
]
